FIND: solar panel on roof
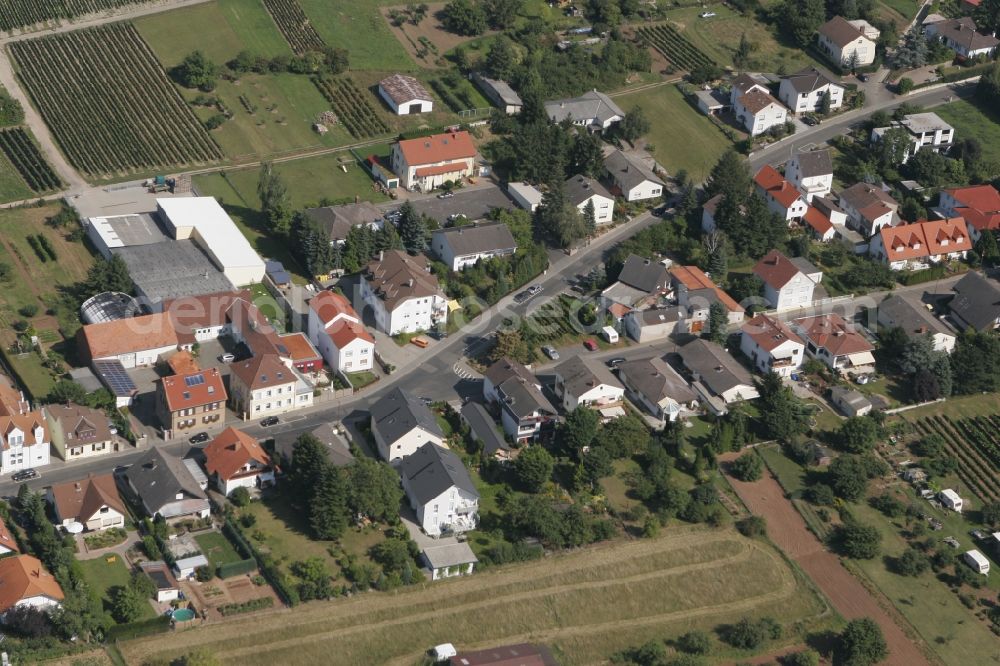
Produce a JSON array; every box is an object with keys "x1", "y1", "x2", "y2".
[
  {"x1": 92, "y1": 360, "x2": 138, "y2": 397},
  {"x1": 184, "y1": 374, "x2": 206, "y2": 387}
]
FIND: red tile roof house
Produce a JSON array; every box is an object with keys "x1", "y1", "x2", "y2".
[
  {"x1": 226, "y1": 298, "x2": 323, "y2": 374},
  {"x1": 669, "y1": 265, "x2": 746, "y2": 330},
  {"x1": 202, "y1": 426, "x2": 275, "y2": 496},
  {"x1": 390, "y1": 131, "x2": 476, "y2": 192},
  {"x1": 307, "y1": 290, "x2": 375, "y2": 373},
  {"x1": 0, "y1": 514, "x2": 20, "y2": 555},
  {"x1": 754, "y1": 165, "x2": 808, "y2": 224},
  {"x1": 155, "y1": 368, "x2": 227, "y2": 440},
  {"x1": 939, "y1": 184, "x2": 1000, "y2": 242},
  {"x1": 753, "y1": 249, "x2": 824, "y2": 311},
  {"x1": 740, "y1": 314, "x2": 806, "y2": 378},
  {"x1": 47, "y1": 474, "x2": 127, "y2": 532},
  {"x1": 792, "y1": 313, "x2": 876, "y2": 375},
  {"x1": 869, "y1": 218, "x2": 972, "y2": 270},
  {"x1": 0, "y1": 555, "x2": 64, "y2": 616},
  {"x1": 802, "y1": 206, "x2": 836, "y2": 241},
  {"x1": 837, "y1": 182, "x2": 901, "y2": 238}
]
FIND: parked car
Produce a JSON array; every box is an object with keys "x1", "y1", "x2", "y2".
[
  {"x1": 419, "y1": 396, "x2": 434, "y2": 406},
  {"x1": 189, "y1": 432, "x2": 210, "y2": 444},
  {"x1": 513, "y1": 290, "x2": 532, "y2": 304},
  {"x1": 11, "y1": 469, "x2": 38, "y2": 483},
  {"x1": 527, "y1": 284, "x2": 543, "y2": 295},
  {"x1": 699, "y1": 11, "x2": 717, "y2": 17},
  {"x1": 583, "y1": 339, "x2": 598, "y2": 351},
  {"x1": 260, "y1": 416, "x2": 280, "y2": 427},
  {"x1": 858, "y1": 73, "x2": 869, "y2": 82},
  {"x1": 219, "y1": 353, "x2": 235, "y2": 363},
  {"x1": 436, "y1": 191, "x2": 455, "y2": 199},
  {"x1": 801, "y1": 115, "x2": 819, "y2": 126},
  {"x1": 606, "y1": 357, "x2": 626, "y2": 368},
  {"x1": 542, "y1": 345, "x2": 560, "y2": 360}
]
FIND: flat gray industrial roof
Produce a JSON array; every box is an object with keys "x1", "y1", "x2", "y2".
[
  {"x1": 113, "y1": 240, "x2": 234, "y2": 306},
  {"x1": 91, "y1": 213, "x2": 167, "y2": 247}
]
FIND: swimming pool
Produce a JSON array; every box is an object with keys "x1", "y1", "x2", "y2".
[{"x1": 172, "y1": 608, "x2": 195, "y2": 622}]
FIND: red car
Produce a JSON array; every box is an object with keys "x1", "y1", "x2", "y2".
[{"x1": 583, "y1": 339, "x2": 598, "y2": 351}]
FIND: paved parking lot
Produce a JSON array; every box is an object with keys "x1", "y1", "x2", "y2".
[{"x1": 380, "y1": 182, "x2": 518, "y2": 224}]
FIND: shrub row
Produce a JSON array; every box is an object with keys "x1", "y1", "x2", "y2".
[
  {"x1": 217, "y1": 558, "x2": 257, "y2": 579},
  {"x1": 223, "y1": 519, "x2": 298, "y2": 606},
  {"x1": 218, "y1": 596, "x2": 274, "y2": 616},
  {"x1": 897, "y1": 264, "x2": 947, "y2": 286},
  {"x1": 105, "y1": 614, "x2": 171, "y2": 641}
]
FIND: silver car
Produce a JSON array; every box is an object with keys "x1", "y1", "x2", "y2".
[{"x1": 542, "y1": 345, "x2": 559, "y2": 360}]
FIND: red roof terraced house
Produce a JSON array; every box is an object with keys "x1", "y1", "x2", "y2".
[
  {"x1": 792, "y1": 313, "x2": 876, "y2": 374},
  {"x1": 307, "y1": 290, "x2": 375, "y2": 373},
  {"x1": 939, "y1": 184, "x2": 1000, "y2": 241},
  {"x1": 155, "y1": 368, "x2": 227, "y2": 439},
  {"x1": 202, "y1": 426, "x2": 275, "y2": 496},
  {"x1": 869, "y1": 217, "x2": 971, "y2": 270},
  {"x1": 754, "y1": 165, "x2": 808, "y2": 223},
  {"x1": 391, "y1": 131, "x2": 477, "y2": 191}
]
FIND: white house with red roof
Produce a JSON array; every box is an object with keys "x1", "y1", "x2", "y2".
[
  {"x1": 939, "y1": 185, "x2": 1000, "y2": 241},
  {"x1": 869, "y1": 218, "x2": 972, "y2": 270},
  {"x1": 307, "y1": 290, "x2": 375, "y2": 373},
  {"x1": 838, "y1": 182, "x2": 901, "y2": 237},
  {"x1": 202, "y1": 427, "x2": 275, "y2": 496},
  {"x1": 753, "y1": 250, "x2": 823, "y2": 311},
  {"x1": 740, "y1": 314, "x2": 806, "y2": 378},
  {"x1": 803, "y1": 206, "x2": 836, "y2": 241},
  {"x1": 734, "y1": 88, "x2": 787, "y2": 136},
  {"x1": 785, "y1": 150, "x2": 834, "y2": 202},
  {"x1": 792, "y1": 313, "x2": 876, "y2": 374},
  {"x1": 391, "y1": 131, "x2": 476, "y2": 191},
  {"x1": 754, "y1": 166, "x2": 808, "y2": 223}
]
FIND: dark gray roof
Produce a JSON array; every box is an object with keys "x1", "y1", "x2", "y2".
[
  {"x1": 125, "y1": 448, "x2": 206, "y2": 514},
  {"x1": 545, "y1": 90, "x2": 624, "y2": 126},
  {"x1": 949, "y1": 272, "x2": 1000, "y2": 331},
  {"x1": 564, "y1": 175, "x2": 613, "y2": 206},
  {"x1": 554, "y1": 356, "x2": 624, "y2": 398},
  {"x1": 634, "y1": 306, "x2": 685, "y2": 326},
  {"x1": 303, "y1": 202, "x2": 383, "y2": 241},
  {"x1": 431, "y1": 221, "x2": 517, "y2": 257},
  {"x1": 421, "y1": 541, "x2": 478, "y2": 569},
  {"x1": 678, "y1": 339, "x2": 754, "y2": 396},
  {"x1": 877, "y1": 295, "x2": 952, "y2": 339},
  {"x1": 275, "y1": 423, "x2": 355, "y2": 467},
  {"x1": 830, "y1": 385, "x2": 872, "y2": 410},
  {"x1": 618, "y1": 254, "x2": 672, "y2": 293},
  {"x1": 371, "y1": 387, "x2": 444, "y2": 446},
  {"x1": 791, "y1": 149, "x2": 833, "y2": 178},
  {"x1": 783, "y1": 68, "x2": 838, "y2": 95},
  {"x1": 485, "y1": 357, "x2": 536, "y2": 387},
  {"x1": 604, "y1": 150, "x2": 664, "y2": 194},
  {"x1": 619, "y1": 357, "x2": 696, "y2": 404},
  {"x1": 789, "y1": 256, "x2": 821, "y2": 276},
  {"x1": 461, "y1": 402, "x2": 510, "y2": 456},
  {"x1": 497, "y1": 376, "x2": 556, "y2": 419},
  {"x1": 399, "y1": 442, "x2": 478, "y2": 505}
]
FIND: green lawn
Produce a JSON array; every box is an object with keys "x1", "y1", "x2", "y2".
[
  {"x1": 757, "y1": 445, "x2": 807, "y2": 496},
  {"x1": 194, "y1": 531, "x2": 245, "y2": 570},
  {"x1": 0, "y1": 151, "x2": 33, "y2": 204},
  {"x1": 247, "y1": 282, "x2": 287, "y2": 331},
  {"x1": 299, "y1": 0, "x2": 414, "y2": 71},
  {"x1": 346, "y1": 371, "x2": 378, "y2": 389},
  {"x1": 657, "y1": 6, "x2": 821, "y2": 73},
  {"x1": 899, "y1": 391, "x2": 1000, "y2": 422},
  {"x1": 877, "y1": 0, "x2": 921, "y2": 21},
  {"x1": 79, "y1": 557, "x2": 155, "y2": 621},
  {"x1": 935, "y1": 99, "x2": 1000, "y2": 165},
  {"x1": 614, "y1": 84, "x2": 733, "y2": 182}
]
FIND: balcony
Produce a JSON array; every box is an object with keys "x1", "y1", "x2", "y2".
[{"x1": 771, "y1": 357, "x2": 797, "y2": 369}]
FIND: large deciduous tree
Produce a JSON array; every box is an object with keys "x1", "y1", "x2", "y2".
[
  {"x1": 514, "y1": 445, "x2": 554, "y2": 492},
  {"x1": 257, "y1": 162, "x2": 292, "y2": 234},
  {"x1": 837, "y1": 618, "x2": 889, "y2": 666}
]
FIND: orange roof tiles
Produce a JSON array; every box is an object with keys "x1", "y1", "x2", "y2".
[
  {"x1": 230, "y1": 354, "x2": 293, "y2": 391},
  {"x1": 803, "y1": 206, "x2": 833, "y2": 236},
  {"x1": 739, "y1": 88, "x2": 780, "y2": 115},
  {"x1": 0, "y1": 376, "x2": 29, "y2": 417},
  {"x1": 794, "y1": 314, "x2": 874, "y2": 356},
  {"x1": 203, "y1": 427, "x2": 271, "y2": 481},
  {"x1": 670, "y1": 265, "x2": 742, "y2": 313},
  {"x1": 160, "y1": 368, "x2": 225, "y2": 414},
  {"x1": 753, "y1": 250, "x2": 802, "y2": 289},
  {"x1": 329, "y1": 320, "x2": 375, "y2": 348},
  {"x1": 49, "y1": 474, "x2": 126, "y2": 525},
  {"x1": 163, "y1": 290, "x2": 251, "y2": 343},
  {"x1": 878, "y1": 218, "x2": 971, "y2": 263},
  {"x1": 277, "y1": 332, "x2": 322, "y2": 362},
  {"x1": 945, "y1": 185, "x2": 1000, "y2": 233},
  {"x1": 754, "y1": 166, "x2": 804, "y2": 210},
  {"x1": 742, "y1": 314, "x2": 804, "y2": 352},
  {"x1": 0, "y1": 515, "x2": 19, "y2": 553},
  {"x1": 415, "y1": 163, "x2": 468, "y2": 178},
  {"x1": 397, "y1": 131, "x2": 475, "y2": 166},
  {"x1": 0, "y1": 555, "x2": 64, "y2": 612},
  {"x1": 166, "y1": 351, "x2": 200, "y2": 376},
  {"x1": 309, "y1": 290, "x2": 359, "y2": 326},
  {"x1": 79, "y1": 313, "x2": 178, "y2": 362},
  {"x1": 0, "y1": 413, "x2": 46, "y2": 451}
]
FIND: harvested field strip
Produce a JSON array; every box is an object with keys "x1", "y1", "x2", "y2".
[
  {"x1": 123, "y1": 529, "x2": 822, "y2": 666},
  {"x1": 9, "y1": 23, "x2": 222, "y2": 178}
]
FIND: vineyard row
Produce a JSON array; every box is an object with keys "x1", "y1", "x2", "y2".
[{"x1": 0, "y1": 128, "x2": 62, "y2": 193}]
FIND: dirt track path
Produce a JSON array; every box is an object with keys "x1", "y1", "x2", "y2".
[{"x1": 721, "y1": 456, "x2": 933, "y2": 666}]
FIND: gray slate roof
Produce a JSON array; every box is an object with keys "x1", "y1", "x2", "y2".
[
  {"x1": 371, "y1": 387, "x2": 444, "y2": 446},
  {"x1": 485, "y1": 357, "x2": 536, "y2": 387},
  {"x1": 432, "y1": 221, "x2": 517, "y2": 257},
  {"x1": 633, "y1": 306, "x2": 686, "y2": 326},
  {"x1": 783, "y1": 68, "x2": 838, "y2": 94},
  {"x1": 564, "y1": 175, "x2": 613, "y2": 206},
  {"x1": 554, "y1": 356, "x2": 624, "y2": 398},
  {"x1": 878, "y1": 295, "x2": 952, "y2": 339},
  {"x1": 617, "y1": 254, "x2": 672, "y2": 293},
  {"x1": 545, "y1": 90, "x2": 624, "y2": 127},
  {"x1": 619, "y1": 356, "x2": 696, "y2": 404},
  {"x1": 677, "y1": 339, "x2": 754, "y2": 396},
  {"x1": 399, "y1": 442, "x2": 478, "y2": 505},
  {"x1": 830, "y1": 385, "x2": 872, "y2": 411},
  {"x1": 303, "y1": 202, "x2": 383, "y2": 242},
  {"x1": 125, "y1": 448, "x2": 206, "y2": 514},
  {"x1": 422, "y1": 541, "x2": 478, "y2": 569},
  {"x1": 497, "y1": 376, "x2": 557, "y2": 419},
  {"x1": 792, "y1": 149, "x2": 833, "y2": 178},
  {"x1": 604, "y1": 150, "x2": 664, "y2": 194},
  {"x1": 949, "y1": 272, "x2": 1000, "y2": 331},
  {"x1": 461, "y1": 402, "x2": 510, "y2": 456}
]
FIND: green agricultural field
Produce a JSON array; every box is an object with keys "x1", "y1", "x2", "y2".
[
  {"x1": 0, "y1": 151, "x2": 33, "y2": 203},
  {"x1": 79, "y1": 557, "x2": 156, "y2": 621},
  {"x1": 658, "y1": 6, "x2": 821, "y2": 74},
  {"x1": 935, "y1": 99, "x2": 1000, "y2": 166},
  {"x1": 614, "y1": 85, "x2": 733, "y2": 182},
  {"x1": 122, "y1": 527, "x2": 831, "y2": 666},
  {"x1": 135, "y1": 1, "x2": 356, "y2": 160},
  {"x1": 299, "y1": 0, "x2": 413, "y2": 71},
  {"x1": 194, "y1": 532, "x2": 245, "y2": 570}
]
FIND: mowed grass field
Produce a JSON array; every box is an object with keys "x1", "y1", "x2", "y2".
[
  {"x1": 300, "y1": 0, "x2": 414, "y2": 71},
  {"x1": 121, "y1": 528, "x2": 830, "y2": 666},
  {"x1": 935, "y1": 99, "x2": 1000, "y2": 166},
  {"x1": 134, "y1": 0, "x2": 356, "y2": 161},
  {"x1": 195, "y1": 532, "x2": 245, "y2": 570},
  {"x1": 79, "y1": 557, "x2": 156, "y2": 622},
  {"x1": 0, "y1": 151, "x2": 33, "y2": 203},
  {"x1": 615, "y1": 84, "x2": 733, "y2": 181}
]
